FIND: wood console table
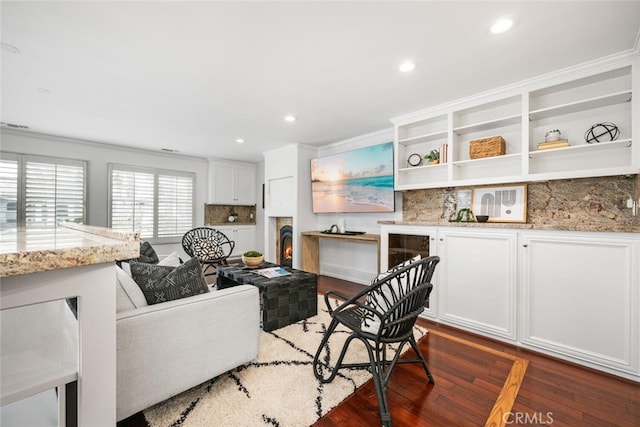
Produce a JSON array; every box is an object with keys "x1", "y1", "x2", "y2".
[{"x1": 301, "y1": 231, "x2": 380, "y2": 275}]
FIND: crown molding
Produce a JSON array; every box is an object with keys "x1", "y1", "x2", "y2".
[
  {"x1": 0, "y1": 127, "x2": 208, "y2": 162},
  {"x1": 391, "y1": 48, "x2": 639, "y2": 125}
]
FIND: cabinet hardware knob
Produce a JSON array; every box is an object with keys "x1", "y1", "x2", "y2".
[
  {"x1": 523, "y1": 244, "x2": 528, "y2": 247},
  {"x1": 439, "y1": 238, "x2": 443, "y2": 241}
]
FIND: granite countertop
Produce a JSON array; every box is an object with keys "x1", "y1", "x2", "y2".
[
  {"x1": 378, "y1": 220, "x2": 639, "y2": 233},
  {"x1": 206, "y1": 222, "x2": 257, "y2": 226},
  {"x1": 378, "y1": 220, "x2": 533, "y2": 229},
  {"x1": 0, "y1": 222, "x2": 140, "y2": 277}
]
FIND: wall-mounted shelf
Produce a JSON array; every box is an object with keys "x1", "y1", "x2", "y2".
[
  {"x1": 452, "y1": 152, "x2": 522, "y2": 167},
  {"x1": 453, "y1": 114, "x2": 521, "y2": 135},
  {"x1": 529, "y1": 90, "x2": 632, "y2": 121},
  {"x1": 398, "y1": 130, "x2": 448, "y2": 146},
  {"x1": 398, "y1": 162, "x2": 447, "y2": 173},
  {"x1": 529, "y1": 138, "x2": 631, "y2": 158},
  {"x1": 392, "y1": 58, "x2": 638, "y2": 190}
]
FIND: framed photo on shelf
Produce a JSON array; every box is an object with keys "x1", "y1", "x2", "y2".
[{"x1": 472, "y1": 184, "x2": 527, "y2": 223}]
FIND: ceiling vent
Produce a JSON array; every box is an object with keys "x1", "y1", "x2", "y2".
[{"x1": 1, "y1": 122, "x2": 30, "y2": 130}]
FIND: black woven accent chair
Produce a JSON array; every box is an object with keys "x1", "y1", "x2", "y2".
[
  {"x1": 181, "y1": 227, "x2": 235, "y2": 277},
  {"x1": 312, "y1": 256, "x2": 440, "y2": 427}
]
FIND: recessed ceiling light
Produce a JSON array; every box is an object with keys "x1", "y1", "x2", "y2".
[
  {"x1": 284, "y1": 115, "x2": 296, "y2": 122},
  {"x1": 398, "y1": 61, "x2": 416, "y2": 72},
  {"x1": 36, "y1": 88, "x2": 51, "y2": 95},
  {"x1": 235, "y1": 138, "x2": 245, "y2": 144},
  {"x1": 491, "y1": 17, "x2": 514, "y2": 34}
]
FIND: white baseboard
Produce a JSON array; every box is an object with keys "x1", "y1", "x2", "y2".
[{"x1": 319, "y1": 263, "x2": 373, "y2": 285}]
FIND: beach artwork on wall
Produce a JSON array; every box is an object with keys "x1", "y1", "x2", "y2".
[{"x1": 310, "y1": 142, "x2": 395, "y2": 213}]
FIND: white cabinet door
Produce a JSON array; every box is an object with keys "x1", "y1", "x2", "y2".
[
  {"x1": 234, "y1": 165, "x2": 256, "y2": 205},
  {"x1": 438, "y1": 229, "x2": 518, "y2": 340},
  {"x1": 208, "y1": 161, "x2": 256, "y2": 205},
  {"x1": 215, "y1": 225, "x2": 256, "y2": 258},
  {"x1": 209, "y1": 162, "x2": 235, "y2": 204},
  {"x1": 233, "y1": 226, "x2": 256, "y2": 257},
  {"x1": 521, "y1": 232, "x2": 639, "y2": 376}
]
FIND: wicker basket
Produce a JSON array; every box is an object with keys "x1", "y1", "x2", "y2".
[{"x1": 469, "y1": 136, "x2": 506, "y2": 159}]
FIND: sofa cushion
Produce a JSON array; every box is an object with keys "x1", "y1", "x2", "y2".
[
  {"x1": 130, "y1": 257, "x2": 209, "y2": 305},
  {"x1": 361, "y1": 255, "x2": 421, "y2": 334},
  {"x1": 116, "y1": 265, "x2": 148, "y2": 311}
]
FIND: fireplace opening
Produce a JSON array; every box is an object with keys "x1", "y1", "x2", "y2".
[{"x1": 279, "y1": 225, "x2": 293, "y2": 267}]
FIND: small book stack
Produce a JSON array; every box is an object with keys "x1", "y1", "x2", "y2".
[
  {"x1": 440, "y1": 143, "x2": 448, "y2": 163},
  {"x1": 537, "y1": 139, "x2": 569, "y2": 150}
]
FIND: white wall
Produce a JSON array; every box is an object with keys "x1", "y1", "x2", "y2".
[
  {"x1": 255, "y1": 161, "x2": 265, "y2": 255},
  {"x1": 1, "y1": 129, "x2": 208, "y2": 257},
  {"x1": 313, "y1": 128, "x2": 403, "y2": 284}
]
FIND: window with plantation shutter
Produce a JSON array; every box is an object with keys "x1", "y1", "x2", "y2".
[
  {"x1": 158, "y1": 173, "x2": 194, "y2": 238},
  {"x1": 109, "y1": 164, "x2": 194, "y2": 242},
  {"x1": 0, "y1": 153, "x2": 86, "y2": 229},
  {"x1": 0, "y1": 155, "x2": 18, "y2": 228},
  {"x1": 110, "y1": 167, "x2": 155, "y2": 237}
]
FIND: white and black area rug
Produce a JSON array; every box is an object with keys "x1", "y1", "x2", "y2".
[{"x1": 144, "y1": 299, "x2": 427, "y2": 427}]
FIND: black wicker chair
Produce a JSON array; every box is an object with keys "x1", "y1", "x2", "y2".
[
  {"x1": 181, "y1": 227, "x2": 235, "y2": 277},
  {"x1": 312, "y1": 256, "x2": 439, "y2": 427}
]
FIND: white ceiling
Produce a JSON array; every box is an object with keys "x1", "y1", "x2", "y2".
[{"x1": 2, "y1": 1, "x2": 639, "y2": 163}]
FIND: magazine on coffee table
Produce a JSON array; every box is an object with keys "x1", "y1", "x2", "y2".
[{"x1": 255, "y1": 266, "x2": 291, "y2": 278}]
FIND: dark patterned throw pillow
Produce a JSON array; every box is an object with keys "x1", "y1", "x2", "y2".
[
  {"x1": 129, "y1": 257, "x2": 209, "y2": 305},
  {"x1": 137, "y1": 241, "x2": 160, "y2": 264},
  {"x1": 116, "y1": 241, "x2": 160, "y2": 267}
]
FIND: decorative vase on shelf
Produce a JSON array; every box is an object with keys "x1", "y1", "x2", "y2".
[
  {"x1": 545, "y1": 129, "x2": 562, "y2": 142},
  {"x1": 425, "y1": 149, "x2": 440, "y2": 165},
  {"x1": 242, "y1": 251, "x2": 264, "y2": 268}
]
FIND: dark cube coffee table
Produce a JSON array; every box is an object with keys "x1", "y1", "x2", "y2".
[{"x1": 216, "y1": 262, "x2": 318, "y2": 332}]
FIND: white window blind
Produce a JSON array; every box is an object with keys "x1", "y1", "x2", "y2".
[
  {"x1": 109, "y1": 165, "x2": 194, "y2": 241},
  {"x1": 158, "y1": 173, "x2": 194, "y2": 238},
  {"x1": 25, "y1": 160, "x2": 85, "y2": 227},
  {"x1": 0, "y1": 153, "x2": 86, "y2": 228},
  {"x1": 0, "y1": 156, "x2": 18, "y2": 228},
  {"x1": 110, "y1": 167, "x2": 155, "y2": 237}
]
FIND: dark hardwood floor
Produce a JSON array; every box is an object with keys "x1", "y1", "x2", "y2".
[{"x1": 119, "y1": 275, "x2": 640, "y2": 427}]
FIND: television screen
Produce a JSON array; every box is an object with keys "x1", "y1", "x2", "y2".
[{"x1": 310, "y1": 142, "x2": 395, "y2": 213}]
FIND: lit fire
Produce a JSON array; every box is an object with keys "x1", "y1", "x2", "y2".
[{"x1": 284, "y1": 245, "x2": 293, "y2": 260}]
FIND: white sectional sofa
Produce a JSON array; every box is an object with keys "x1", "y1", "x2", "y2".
[{"x1": 115, "y1": 263, "x2": 260, "y2": 421}]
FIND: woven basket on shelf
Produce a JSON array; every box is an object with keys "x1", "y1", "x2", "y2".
[{"x1": 469, "y1": 136, "x2": 506, "y2": 159}]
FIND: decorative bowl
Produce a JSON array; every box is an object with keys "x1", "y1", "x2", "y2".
[
  {"x1": 242, "y1": 254, "x2": 264, "y2": 268},
  {"x1": 545, "y1": 130, "x2": 562, "y2": 142},
  {"x1": 476, "y1": 215, "x2": 489, "y2": 222}
]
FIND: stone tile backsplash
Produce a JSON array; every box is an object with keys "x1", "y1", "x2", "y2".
[
  {"x1": 204, "y1": 204, "x2": 256, "y2": 225},
  {"x1": 403, "y1": 175, "x2": 639, "y2": 232}
]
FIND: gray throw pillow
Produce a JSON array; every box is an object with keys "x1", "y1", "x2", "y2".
[{"x1": 129, "y1": 257, "x2": 209, "y2": 305}]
